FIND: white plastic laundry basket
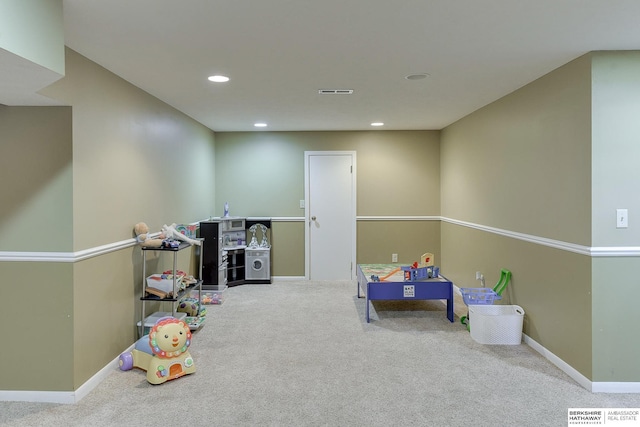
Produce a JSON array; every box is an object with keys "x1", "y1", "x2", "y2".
[{"x1": 469, "y1": 304, "x2": 524, "y2": 345}]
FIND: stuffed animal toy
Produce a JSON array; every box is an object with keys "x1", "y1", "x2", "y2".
[
  {"x1": 134, "y1": 222, "x2": 164, "y2": 248},
  {"x1": 161, "y1": 223, "x2": 201, "y2": 246}
]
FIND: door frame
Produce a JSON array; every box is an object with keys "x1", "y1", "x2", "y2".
[{"x1": 304, "y1": 151, "x2": 357, "y2": 280}]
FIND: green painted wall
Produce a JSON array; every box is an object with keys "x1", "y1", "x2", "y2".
[
  {"x1": 591, "y1": 257, "x2": 640, "y2": 382},
  {"x1": 40, "y1": 49, "x2": 216, "y2": 250},
  {"x1": 3, "y1": 46, "x2": 640, "y2": 393},
  {"x1": 0, "y1": 106, "x2": 73, "y2": 252},
  {"x1": 0, "y1": 0, "x2": 65, "y2": 75},
  {"x1": 0, "y1": 49, "x2": 216, "y2": 391},
  {"x1": 214, "y1": 130, "x2": 441, "y2": 276},
  {"x1": 590, "y1": 51, "x2": 640, "y2": 381},
  {"x1": 214, "y1": 131, "x2": 440, "y2": 217}
]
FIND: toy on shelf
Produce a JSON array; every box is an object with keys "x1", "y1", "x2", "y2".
[
  {"x1": 162, "y1": 270, "x2": 197, "y2": 287},
  {"x1": 176, "y1": 297, "x2": 200, "y2": 317},
  {"x1": 144, "y1": 273, "x2": 185, "y2": 298},
  {"x1": 118, "y1": 316, "x2": 195, "y2": 385},
  {"x1": 134, "y1": 222, "x2": 164, "y2": 248},
  {"x1": 175, "y1": 224, "x2": 198, "y2": 240},
  {"x1": 160, "y1": 239, "x2": 181, "y2": 249},
  {"x1": 200, "y1": 289, "x2": 226, "y2": 305},
  {"x1": 161, "y1": 223, "x2": 201, "y2": 246},
  {"x1": 135, "y1": 222, "x2": 202, "y2": 248},
  {"x1": 184, "y1": 316, "x2": 205, "y2": 330}
]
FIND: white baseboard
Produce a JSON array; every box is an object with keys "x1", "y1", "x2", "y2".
[
  {"x1": 523, "y1": 334, "x2": 592, "y2": 391},
  {"x1": 524, "y1": 334, "x2": 640, "y2": 393},
  {"x1": 0, "y1": 344, "x2": 134, "y2": 404},
  {"x1": 592, "y1": 382, "x2": 640, "y2": 393},
  {"x1": 271, "y1": 275, "x2": 305, "y2": 281},
  {"x1": 0, "y1": 389, "x2": 76, "y2": 404}
]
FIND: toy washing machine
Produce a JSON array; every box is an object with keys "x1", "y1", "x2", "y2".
[{"x1": 245, "y1": 247, "x2": 271, "y2": 283}]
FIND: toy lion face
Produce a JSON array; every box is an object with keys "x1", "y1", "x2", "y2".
[{"x1": 148, "y1": 318, "x2": 192, "y2": 359}]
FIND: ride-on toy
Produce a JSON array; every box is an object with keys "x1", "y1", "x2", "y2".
[{"x1": 119, "y1": 316, "x2": 195, "y2": 385}]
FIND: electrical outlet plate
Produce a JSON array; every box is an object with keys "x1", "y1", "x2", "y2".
[{"x1": 392, "y1": 253, "x2": 398, "y2": 262}]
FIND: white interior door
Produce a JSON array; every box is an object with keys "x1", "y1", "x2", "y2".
[{"x1": 305, "y1": 151, "x2": 356, "y2": 280}]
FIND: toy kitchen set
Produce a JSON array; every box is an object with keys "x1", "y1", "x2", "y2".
[{"x1": 199, "y1": 216, "x2": 272, "y2": 290}]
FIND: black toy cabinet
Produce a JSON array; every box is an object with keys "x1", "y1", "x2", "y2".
[{"x1": 199, "y1": 220, "x2": 227, "y2": 290}]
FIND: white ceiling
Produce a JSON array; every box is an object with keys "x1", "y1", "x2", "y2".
[{"x1": 58, "y1": 1, "x2": 640, "y2": 131}]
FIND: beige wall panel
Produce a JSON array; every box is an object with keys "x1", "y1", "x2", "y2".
[
  {"x1": 214, "y1": 131, "x2": 440, "y2": 218},
  {"x1": 441, "y1": 55, "x2": 592, "y2": 246},
  {"x1": 39, "y1": 48, "x2": 216, "y2": 250},
  {"x1": 355, "y1": 132, "x2": 440, "y2": 216},
  {"x1": 357, "y1": 221, "x2": 441, "y2": 265},
  {"x1": 441, "y1": 222, "x2": 592, "y2": 378},
  {"x1": 0, "y1": 262, "x2": 74, "y2": 391},
  {"x1": 0, "y1": 106, "x2": 73, "y2": 252},
  {"x1": 438, "y1": 56, "x2": 595, "y2": 379},
  {"x1": 271, "y1": 221, "x2": 305, "y2": 277},
  {"x1": 73, "y1": 245, "x2": 199, "y2": 388},
  {"x1": 269, "y1": 220, "x2": 441, "y2": 276},
  {"x1": 73, "y1": 250, "x2": 136, "y2": 387}
]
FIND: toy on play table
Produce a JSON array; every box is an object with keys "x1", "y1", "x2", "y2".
[
  {"x1": 401, "y1": 262, "x2": 439, "y2": 281},
  {"x1": 118, "y1": 316, "x2": 195, "y2": 385},
  {"x1": 370, "y1": 260, "x2": 440, "y2": 282},
  {"x1": 370, "y1": 267, "x2": 401, "y2": 282}
]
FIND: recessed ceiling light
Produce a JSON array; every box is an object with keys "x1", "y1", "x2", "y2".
[
  {"x1": 405, "y1": 73, "x2": 429, "y2": 80},
  {"x1": 208, "y1": 75, "x2": 230, "y2": 83},
  {"x1": 254, "y1": 123, "x2": 267, "y2": 128},
  {"x1": 371, "y1": 122, "x2": 384, "y2": 127}
]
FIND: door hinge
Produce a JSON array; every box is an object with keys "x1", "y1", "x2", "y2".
[{"x1": 350, "y1": 165, "x2": 353, "y2": 173}]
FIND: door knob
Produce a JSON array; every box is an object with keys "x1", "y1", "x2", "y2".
[{"x1": 311, "y1": 216, "x2": 317, "y2": 221}]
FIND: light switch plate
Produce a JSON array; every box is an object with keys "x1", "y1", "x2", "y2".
[{"x1": 617, "y1": 209, "x2": 628, "y2": 228}]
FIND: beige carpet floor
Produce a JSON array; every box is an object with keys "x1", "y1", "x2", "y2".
[{"x1": 1, "y1": 280, "x2": 639, "y2": 426}]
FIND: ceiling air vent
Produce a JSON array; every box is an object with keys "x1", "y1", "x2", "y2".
[{"x1": 318, "y1": 89, "x2": 354, "y2": 95}]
